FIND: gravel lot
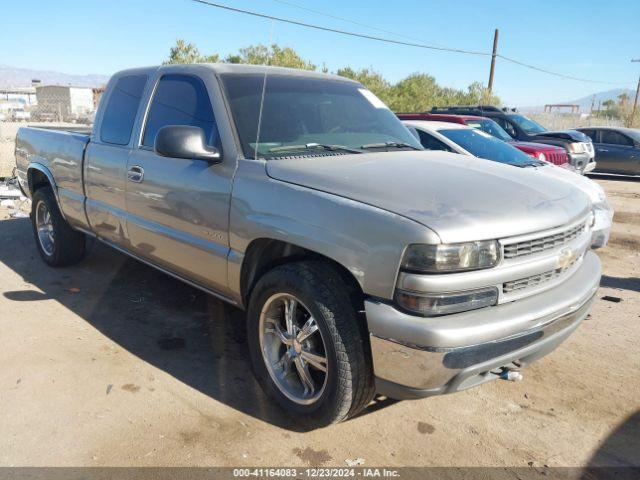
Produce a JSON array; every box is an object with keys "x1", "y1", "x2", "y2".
[{"x1": 0, "y1": 177, "x2": 638, "y2": 468}]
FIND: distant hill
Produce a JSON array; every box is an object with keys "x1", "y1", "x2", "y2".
[
  {"x1": 520, "y1": 88, "x2": 635, "y2": 113},
  {"x1": 0, "y1": 65, "x2": 110, "y2": 88}
]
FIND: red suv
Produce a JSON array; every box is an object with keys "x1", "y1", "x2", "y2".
[{"x1": 397, "y1": 113, "x2": 570, "y2": 167}]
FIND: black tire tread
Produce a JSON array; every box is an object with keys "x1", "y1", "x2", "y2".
[
  {"x1": 247, "y1": 260, "x2": 375, "y2": 427},
  {"x1": 31, "y1": 186, "x2": 86, "y2": 267}
]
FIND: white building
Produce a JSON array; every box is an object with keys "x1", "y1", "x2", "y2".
[{"x1": 34, "y1": 85, "x2": 95, "y2": 122}]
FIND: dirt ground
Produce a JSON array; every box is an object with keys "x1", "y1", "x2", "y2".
[{"x1": 0, "y1": 176, "x2": 638, "y2": 468}]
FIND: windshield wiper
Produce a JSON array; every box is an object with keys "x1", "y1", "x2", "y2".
[
  {"x1": 269, "y1": 143, "x2": 362, "y2": 154},
  {"x1": 360, "y1": 141, "x2": 422, "y2": 151}
]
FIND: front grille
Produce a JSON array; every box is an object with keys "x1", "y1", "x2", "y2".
[
  {"x1": 547, "y1": 151, "x2": 569, "y2": 166},
  {"x1": 502, "y1": 221, "x2": 587, "y2": 259},
  {"x1": 503, "y1": 257, "x2": 580, "y2": 293}
]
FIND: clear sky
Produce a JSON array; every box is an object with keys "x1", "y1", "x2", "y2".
[{"x1": 3, "y1": 0, "x2": 639, "y2": 106}]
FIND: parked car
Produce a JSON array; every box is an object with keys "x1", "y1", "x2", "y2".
[
  {"x1": 404, "y1": 120, "x2": 613, "y2": 248},
  {"x1": 429, "y1": 106, "x2": 595, "y2": 173},
  {"x1": 0, "y1": 112, "x2": 6, "y2": 122},
  {"x1": 397, "y1": 112, "x2": 570, "y2": 167},
  {"x1": 15, "y1": 64, "x2": 601, "y2": 427},
  {"x1": 575, "y1": 127, "x2": 640, "y2": 176},
  {"x1": 10, "y1": 109, "x2": 31, "y2": 122}
]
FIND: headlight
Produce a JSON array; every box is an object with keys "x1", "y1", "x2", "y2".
[
  {"x1": 568, "y1": 142, "x2": 586, "y2": 154},
  {"x1": 395, "y1": 287, "x2": 499, "y2": 316},
  {"x1": 537, "y1": 153, "x2": 547, "y2": 162},
  {"x1": 401, "y1": 241, "x2": 500, "y2": 273}
]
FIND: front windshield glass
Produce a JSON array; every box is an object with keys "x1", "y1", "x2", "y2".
[
  {"x1": 464, "y1": 118, "x2": 512, "y2": 142},
  {"x1": 508, "y1": 114, "x2": 547, "y2": 134},
  {"x1": 220, "y1": 73, "x2": 422, "y2": 158},
  {"x1": 439, "y1": 128, "x2": 542, "y2": 167}
]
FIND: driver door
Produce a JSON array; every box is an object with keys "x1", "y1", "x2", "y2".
[{"x1": 125, "y1": 73, "x2": 234, "y2": 293}]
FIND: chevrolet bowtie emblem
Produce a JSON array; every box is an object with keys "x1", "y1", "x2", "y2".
[{"x1": 556, "y1": 247, "x2": 577, "y2": 270}]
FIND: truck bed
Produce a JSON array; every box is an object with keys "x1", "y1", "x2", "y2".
[{"x1": 15, "y1": 126, "x2": 91, "y2": 229}]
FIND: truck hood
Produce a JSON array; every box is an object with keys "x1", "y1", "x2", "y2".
[
  {"x1": 511, "y1": 141, "x2": 565, "y2": 154},
  {"x1": 266, "y1": 151, "x2": 591, "y2": 243},
  {"x1": 532, "y1": 130, "x2": 591, "y2": 142},
  {"x1": 537, "y1": 164, "x2": 605, "y2": 204}
]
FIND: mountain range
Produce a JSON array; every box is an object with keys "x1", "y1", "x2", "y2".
[{"x1": 0, "y1": 65, "x2": 110, "y2": 88}]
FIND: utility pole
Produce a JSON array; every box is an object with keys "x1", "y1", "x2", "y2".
[
  {"x1": 632, "y1": 59, "x2": 640, "y2": 122},
  {"x1": 487, "y1": 29, "x2": 499, "y2": 95}
]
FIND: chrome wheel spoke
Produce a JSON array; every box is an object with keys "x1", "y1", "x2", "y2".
[
  {"x1": 294, "y1": 356, "x2": 315, "y2": 396},
  {"x1": 259, "y1": 293, "x2": 328, "y2": 405},
  {"x1": 276, "y1": 351, "x2": 292, "y2": 374},
  {"x1": 297, "y1": 316, "x2": 318, "y2": 342},
  {"x1": 35, "y1": 201, "x2": 55, "y2": 256},
  {"x1": 284, "y1": 298, "x2": 298, "y2": 335},
  {"x1": 301, "y1": 349, "x2": 327, "y2": 373},
  {"x1": 264, "y1": 317, "x2": 293, "y2": 345}
]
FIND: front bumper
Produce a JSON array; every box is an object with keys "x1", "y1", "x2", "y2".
[
  {"x1": 568, "y1": 152, "x2": 591, "y2": 173},
  {"x1": 366, "y1": 251, "x2": 601, "y2": 399}
]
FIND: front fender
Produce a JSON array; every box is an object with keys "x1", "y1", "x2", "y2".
[{"x1": 228, "y1": 159, "x2": 439, "y2": 301}]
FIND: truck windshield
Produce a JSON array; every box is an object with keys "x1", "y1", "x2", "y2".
[
  {"x1": 220, "y1": 73, "x2": 422, "y2": 158},
  {"x1": 464, "y1": 118, "x2": 513, "y2": 142},
  {"x1": 439, "y1": 128, "x2": 543, "y2": 167},
  {"x1": 508, "y1": 114, "x2": 547, "y2": 134}
]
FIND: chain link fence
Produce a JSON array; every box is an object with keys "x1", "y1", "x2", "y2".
[{"x1": 528, "y1": 112, "x2": 624, "y2": 131}]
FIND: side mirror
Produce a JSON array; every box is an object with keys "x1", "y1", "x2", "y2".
[{"x1": 154, "y1": 125, "x2": 221, "y2": 163}]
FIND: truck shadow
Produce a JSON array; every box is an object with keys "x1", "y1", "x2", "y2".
[
  {"x1": 584, "y1": 410, "x2": 640, "y2": 472},
  {"x1": 600, "y1": 275, "x2": 640, "y2": 293},
  {"x1": 0, "y1": 216, "x2": 394, "y2": 431}
]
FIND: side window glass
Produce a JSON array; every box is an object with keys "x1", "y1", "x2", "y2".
[
  {"x1": 100, "y1": 75, "x2": 147, "y2": 145},
  {"x1": 142, "y1": 74, "x2": 220, "y2": 148},
  {"x1": 496, "y1": 118, "x2": 516, "y2": 137},
  {"x1": 600, "y1": 130, "x2": 633, "y2": 147},
  {"x1": 417, "y1": 130, "x2": 452, "y2": 151},
  {"x1": 580, "y1": 129, "x2": 596, "y2": 142}
]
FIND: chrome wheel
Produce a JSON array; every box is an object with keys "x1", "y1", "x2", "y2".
[
  {"x1": 259, "y1": 293, "x2": 329, "y2": 405},
  {"x1": 35, "y1": 200, "x2": 55, "y2": 257}
]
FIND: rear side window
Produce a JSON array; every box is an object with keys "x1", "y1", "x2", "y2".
[
  {"x1": 100, "y1": 75, "x2": 148, "y2": 145},
  {"x1": 417, "y1": 130, "x2": 453, "y2": 152},
  {"x1": 142, "y1": 74, "x2": 219, "y2": 148},
  {"x1": 600, "y1": 130, "x2": 633, "y2": 147}
]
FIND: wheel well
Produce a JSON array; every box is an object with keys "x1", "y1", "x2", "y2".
[
  {"x1": 240, "y1": 239, "x2": 364, "y2": 310},
  {"x1": 28, "y1": 169, "x2": 51, "y2": 195}
]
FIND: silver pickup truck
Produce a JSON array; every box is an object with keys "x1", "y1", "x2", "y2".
[{"x1": 15, "y1": 64, "x2": 602, "y2": 427}]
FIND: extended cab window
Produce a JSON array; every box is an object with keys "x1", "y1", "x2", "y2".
[
  {"x1": 100, "y1": 75, "x2": 147, "y2": 145},
  {"x1": 142, "y1": 74, "x2": 220, "y2": 148}
]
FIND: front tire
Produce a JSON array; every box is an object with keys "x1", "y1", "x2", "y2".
[
  {"x1": 247, "y1": 261, "x2": 374, "y2": 428},
  {"x1": 31, "y1": 186, "x2": 86, "y2": 267}
]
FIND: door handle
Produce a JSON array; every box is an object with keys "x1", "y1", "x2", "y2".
[
  {"x1": 597, "y1": 148, "x2": 609, "y2": 152},
  {"x1": 127, "y1": 165, "x2": 144, "y2": 183}
]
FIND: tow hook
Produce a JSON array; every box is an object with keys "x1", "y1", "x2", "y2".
[{"x1": 500, "y1": 368, "x2": 523, "y2": 382}]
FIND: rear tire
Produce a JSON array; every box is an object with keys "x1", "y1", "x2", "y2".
[
  {"x1": 247, "y1": 261, "x2": 375, "y2": 428},
  {"x1": 31, "y1": 186, "x2": 86, "y2": 267}
]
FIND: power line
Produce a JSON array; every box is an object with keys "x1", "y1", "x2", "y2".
[
  {"x1": 189, "y1": 0, "x2": 489, "y2": 56},
  {"x1": 270, "y1": 0, "x2": 453, "y2": 50},
  {"x1": 189, "y1": 0, "x2": 636, "y2": 86},
  {"x1": 497, "y1": 54, "x2": 632, "y2": 86}
]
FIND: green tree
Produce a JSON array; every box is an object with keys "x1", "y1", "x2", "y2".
[
  {"x1": 335, "y1": 67, "x2": 391, "y2": 101},
  {"x1": 164, "y1": 39, "x2": 219, "y2": 64},
  {"x1": 226, "y1": 44, "x2": 316, "y2": 70},
  {"x1": 163, "y1": 40, "x2": 501, "y2": 110}
]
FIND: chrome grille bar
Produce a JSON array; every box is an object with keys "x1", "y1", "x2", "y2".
[{"x1": 503, "y1": 221, "x2": 587, "y2": 259}]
